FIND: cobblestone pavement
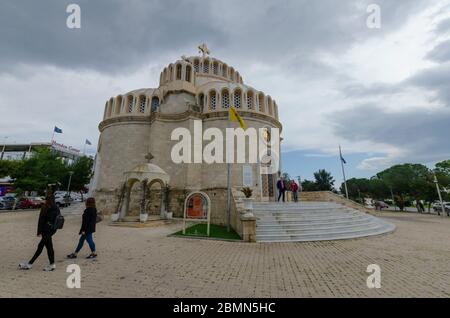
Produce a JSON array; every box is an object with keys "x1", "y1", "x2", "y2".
[{"x1": 0, "y1": 205, "x2": 449, "y2": 298}]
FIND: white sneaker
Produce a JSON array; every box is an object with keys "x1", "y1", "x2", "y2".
[
  {"x1": 18, "y1": 262, "x2": 32, "y2": 270},
  {"x1": 43, "y1": 264, "x2": 56, "y2": 272}
]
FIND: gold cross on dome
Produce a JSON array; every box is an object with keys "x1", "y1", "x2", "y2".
[
  {"x1": 198, "y1": 43, "x2": 210, "y2": 58},
  {"x1": 145, "y1": 152, "x2": 154, "y2": 163}
]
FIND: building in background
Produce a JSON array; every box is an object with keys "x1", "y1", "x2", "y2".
[{"x1": 0, "y1": 141, "x2": 83, "y2": 163}]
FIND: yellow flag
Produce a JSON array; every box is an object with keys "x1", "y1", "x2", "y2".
[{"x1": 229, "y1": 106, "x2": 247, "y2": 130}]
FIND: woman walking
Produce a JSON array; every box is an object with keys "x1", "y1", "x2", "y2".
[
  {"x1": 67, "y1": 197, "x2": 98, "y2": 259},
  {"x1": 19, "y1": 195, "x2": 59, "y2": 271}
]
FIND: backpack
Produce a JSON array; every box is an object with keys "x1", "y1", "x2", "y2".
[{"x1": 53, "y1": 209, "x2": 65, "y2": 230}]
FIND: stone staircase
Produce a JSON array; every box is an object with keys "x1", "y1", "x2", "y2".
[{"x1": 253, "y1": 201, "x2": 395, "y2": 242}]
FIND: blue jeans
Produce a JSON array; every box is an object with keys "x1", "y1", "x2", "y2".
[{"x1": 75, "y1": 233, "x2": 96, "y2": 253}]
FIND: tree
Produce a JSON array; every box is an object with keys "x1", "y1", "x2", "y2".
[
  {"x1": 10, "y1": 148, "x2": 69, "y2": 194},
  {"x1": 313, "y1": 169, "x2": 335, "y2": 191},
  {"x1": 301, "y1": 179, "x2": 317, "y2": 191},
  {"x1": 0, "y1": 160, "x2": 23, "y2": 178},
  {"x1": 62, "y1": 156, "x2": 94, "y2": 195},
  {"x1": 377, "y1": 164, "x2": 433, "y2": 211}
]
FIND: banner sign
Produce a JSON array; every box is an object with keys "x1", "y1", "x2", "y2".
[{"x1": 51, "y1": 140, "x2": 81, "y2": 155}]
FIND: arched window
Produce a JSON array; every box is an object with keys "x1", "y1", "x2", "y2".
[
  {"x1": 209, "y1": 90, "x2": 217, "y2": 110},
  {"x1": 258, "y1": 93, "x2": 265, "y2": 112},
  {"x1": 247, "y1": 91, "x2": 254, "y2": 110},
  {"x1": 139, "y1": 96, "x2": 146, "y2": 113},
  {"x1": 199, "y1": 93, "x2": 205, "y2": 111},
  {"x1": 103, "y1": 102, "x2": 108, "y2": 119},
  {"x1": 230, "y1": 68, "x2": 235, "y2": 81},
  {"x1": 185, "y1": 65, "x2": 192, "y2": 82},
  {"x1": 151, "y1": 96, "x2": 160, "y2": 112},
  {"x1": 193, "y1": 59, "x2": 200, "y2": 72},
  {"x1": 222, "y1": 64, "x2": 228, "y2": 77},
  {"x1": 267, "y1": 97, "x2": 273, "y2": 115},
  {"x1": 234, "y1": 89, "x2": 242, "y2": 108},
  {"x1": 222, "y1": 89, "x2": 230, "y2": 109},
  {"x1": 176, "y1": 64, "x2": 182, "y2": 80},
  {"x1": 169, "y1": 65, "x2": 173, "y2": 81},
  {"x1": 115, "y1": 96, "x2": 122, "y2": 114},
  {"x1": 203, "y1": 59, "x2": 210, "y2": 73},
  {"x1": 213, "y1": 61, "x2": 219, "y2": 75},
  {"x1": 163, "y1": 68, "x2": 168, "y2": 83},
  {"x1": 107, "y1": 98, "x2": 113, "y2": 117},
  {"x1": 127, "y1": 96, "x2": 134, "y2": 113},
  {"x1": 273, "y1": 101, "x2": 278, "y2": 119}
]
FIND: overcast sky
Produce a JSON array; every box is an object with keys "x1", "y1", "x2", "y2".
[{"x1": 1, "y1": 0, "x2": 449, "y2": 186}]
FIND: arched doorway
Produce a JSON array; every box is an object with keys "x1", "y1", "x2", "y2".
[{"x1": 118, "y1": 163, "x2": 170, "y2": 221}]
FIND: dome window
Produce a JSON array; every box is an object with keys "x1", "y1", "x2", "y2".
[
  {"x1": 139, "y1": 96, "x2": 146, "y2": 113},
  {"x1": 127, "y1": 96, "x2": 134, "y2": 113},
  {"x1": 151, "y1": 97, "x2": 160, "y2": 112},
  {"x1": 203, "y1": 60, "x2": 210, "y2": 73},
  {"x1": 186, "y1": 65, "x2": 192, "y2": 82},
  {"x1": 194, "y1": 59, "x2": 200, "y2": 72},
  {"x1": 247, "y1": 91, "x2": 254, "y2": 110},
  {"x1": 222, "y1": 90, "x2": 230, "y2": 109},
  {"x1": 176, "y1": 64, "x2": 182, "y2": 80},
  {"x1": 234, "y1": 90, "x2": 242, "y2": 109},
  {"x1": 209, "y1": 91, "x2": 216, "y2": 110}
]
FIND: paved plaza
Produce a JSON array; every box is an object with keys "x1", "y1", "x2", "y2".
[{"x1": 0, "y1": 204, "x2": 449, "y2": 298}]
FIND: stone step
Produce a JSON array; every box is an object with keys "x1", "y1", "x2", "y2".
[
  {"x1": 256, "y1": 224, "x2": 395, "y2": 242},
  {"x1": 257, "y1": 218, "x2": 373, "y2": 229},
  {"x1": 256, "y1": 221, "x2": 380, "y2": 235},
  {"x1": 256, "y1": 214, "x2": 368, "y2": 223},
  {"x1": 253, "y1": 201, "x2": 395, "y2": 242}
]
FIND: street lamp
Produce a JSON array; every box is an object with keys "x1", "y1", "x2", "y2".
[
  {"x1": 433, "y1": 174, "x2": 446, "y2": 217},
  {"x1": 67, "y1": 171, "x2": 74, "y2": 195}
]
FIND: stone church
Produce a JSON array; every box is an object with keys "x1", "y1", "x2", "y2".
[{"x1": 91, "y1": 45, "x2": 282, "y2": 226}]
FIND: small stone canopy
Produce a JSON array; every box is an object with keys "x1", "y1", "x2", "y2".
[
  {"x1": 118, "y1": 163, "x2": 170, "y2": 220},
  {"x1": 124, "y1": 163, "x2": 170, "y2": 186}
]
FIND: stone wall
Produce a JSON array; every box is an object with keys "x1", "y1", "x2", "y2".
[{"x1": 300, "y1": 191, "x2": 375, "y2": 215}]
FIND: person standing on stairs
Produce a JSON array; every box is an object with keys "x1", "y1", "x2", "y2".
[
  {"x1": 291, "y1": 180, "x2": 299, "y2": 202},
  {"x1": 277, "y1": 177, "x2": 286, "y2": 202}
]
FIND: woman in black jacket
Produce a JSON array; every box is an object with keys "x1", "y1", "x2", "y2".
[
  {"x1": 19, "y1": 195, "x2": 59, "y2": 271},
  {"x1": 67, "y1": 197, "x2": 98, "y2": 259}
]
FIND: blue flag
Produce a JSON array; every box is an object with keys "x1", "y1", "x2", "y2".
[
  {"x1": 54, "y1": 126, "x2": 63, "y2": 134},
  {"x1": 85, "y1": 139, "x2": 92, "y2": 145},
  {"x1": 339, "y1": 146, "x2": 347, "y2": 164}
]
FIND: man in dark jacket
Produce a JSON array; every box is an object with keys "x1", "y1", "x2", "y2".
[
  {"x1": 19, "y1": 195, "x2": 59, "y2": 271},
  {"x1": 67, "y1": 197, "x2": 98, "y2": 259},
  {"x1": 277, "y1": 177, "x2": 286, "y2": 202}
]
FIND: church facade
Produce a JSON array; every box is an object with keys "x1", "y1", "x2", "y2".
[{"x1": 91, "y1": 47, "x2": 282, "y2": 226}]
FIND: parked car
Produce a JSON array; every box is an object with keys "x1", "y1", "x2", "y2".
[
  {"x1": 0, "y1": 196, "x2": 17, "y2": 210},
  {"x1": 374, "y1": 201, "x2": 389, "y2": 210},
  {"x1": 54, "y1": 194, "x2": 70, "y2": 208},
  {"x1": 16, "y1": 197, "x2": 42, "y2": 209},
  {"x1": 432, "y1": 201, "x2": 450, "y2": 215}
]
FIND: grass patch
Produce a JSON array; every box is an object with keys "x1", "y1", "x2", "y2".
[{"x1": 173, "y1": 223, "x2": 241, "y2": 241}]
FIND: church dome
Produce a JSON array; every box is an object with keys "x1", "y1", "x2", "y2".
[{"x1": 100, "y1": 45, "x2": 280, "y2": 124}]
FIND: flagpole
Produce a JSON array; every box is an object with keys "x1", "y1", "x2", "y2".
[{"x1": 339, "y1": 145, "x2": 349, "y2": 199}]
